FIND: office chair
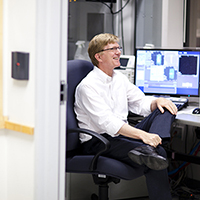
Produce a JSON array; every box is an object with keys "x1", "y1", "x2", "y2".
[{"x1": 66, "y1": 59, "x2": 145, "y2": 200}]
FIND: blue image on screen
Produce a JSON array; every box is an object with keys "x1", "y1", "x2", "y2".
[{"x1": 134, "y1": 49, "x2": 200, "y2": 97}]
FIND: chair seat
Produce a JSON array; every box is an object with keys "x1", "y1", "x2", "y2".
[{"x1": 67, "y1": 155, "x2": 144, "y2": 180}]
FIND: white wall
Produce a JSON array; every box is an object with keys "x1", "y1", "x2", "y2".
[
  {"x1": 0, "y1": 0, "x2": 36, "y2": 199},
  {"x1": 0, "y1": 130, "x2": 35, "y2": 200},
  {"x1": 0, "y1": 130, "x2": 7, "y2": 200},
  {"x1": 5, "y1": 130, "x2": 34, "y2": 200},
  {"x1": 3, "y1": 0, "x2": 36, "y2": 126}
]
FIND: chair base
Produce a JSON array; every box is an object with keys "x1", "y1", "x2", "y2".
[{"x1": 92, "y1": 174, "x2": 120, "y2": 200}]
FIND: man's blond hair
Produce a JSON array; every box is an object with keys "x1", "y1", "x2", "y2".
[{"x1": 88, "y1": 33, "x2": 119, "y2": 66}]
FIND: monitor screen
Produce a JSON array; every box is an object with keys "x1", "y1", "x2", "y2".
[
  {"x1": 134, "y1": 49, "x2": 200, "y2": 97},
  {"x1": 120, "y1": 57, "x2": 129, "y2": 67}
]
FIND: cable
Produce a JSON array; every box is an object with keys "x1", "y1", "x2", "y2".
[
  {"x1": 120, "y1": 0, "x2": 125, "y2": 54},
  {"x1": 168, "y1": 141, "x2": 200, "y2": 176},
  {"x1": 101, "y1": 0, "x2": 131, "y2": 52},
  {"x1": 101, "y1": 0, "x2": 130, "y2": 15}
]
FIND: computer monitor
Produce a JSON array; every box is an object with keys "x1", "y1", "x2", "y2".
[
  {"x1": 134, "y1": 48, "x2": 200, "y2": 97},
  {"x1": 119, "y1": 55, "x2": 135, "y2": 69}
]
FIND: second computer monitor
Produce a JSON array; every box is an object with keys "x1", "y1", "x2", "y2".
[{"x1": 134, "y1": 48, "x2": 200, "y2": 97}]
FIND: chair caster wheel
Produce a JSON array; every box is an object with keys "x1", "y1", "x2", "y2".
[{"x1": 91, "y1": 193, "x2": 98, "y2": 200}]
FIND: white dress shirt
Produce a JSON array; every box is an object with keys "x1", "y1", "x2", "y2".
[{"x1": 74, "y1": 66, "x2": 155, "y2": 143}]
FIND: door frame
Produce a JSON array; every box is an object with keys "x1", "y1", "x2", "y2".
[{"x1": 35, "y1": 0, "x2": 68, "y2": 199}]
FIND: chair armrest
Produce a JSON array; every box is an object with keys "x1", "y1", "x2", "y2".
[
  {"x1": 128, "y1": 111, "x2": 144, "y2": 125},
  {"x1": 68, "y1": 128, "x2": 111, "y2": 171}
]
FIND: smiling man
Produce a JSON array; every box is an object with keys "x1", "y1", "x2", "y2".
[{"x1": 74, "y1": 33, "x2": 177, "y2": 200}]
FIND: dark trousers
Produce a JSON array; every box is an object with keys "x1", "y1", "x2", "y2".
[{"x1": 81, "y1": 108, "x2": 176, "y2": 200}]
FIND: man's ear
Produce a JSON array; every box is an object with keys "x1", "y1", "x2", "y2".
[{"x1": 95, "y1": 53, "x2": 102, "y2": 63}]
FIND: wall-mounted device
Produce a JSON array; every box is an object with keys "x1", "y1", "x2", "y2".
[
  {"x1": 115, "y1": 55, "x2": 135, "y2": 83},
  {"x1": 12, "y1": 51, "x2": 29, "y2": 80}
]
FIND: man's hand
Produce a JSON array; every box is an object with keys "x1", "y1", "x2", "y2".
[
  {"x1": 118, "y1": 123, "x2": 163, "y2": 148},
  {"x1": 151, "y1": 97, "x2": 178, "y2": 115},
  {"x1": 140, "y1": 132, "x2": 162, "y2": 148}
]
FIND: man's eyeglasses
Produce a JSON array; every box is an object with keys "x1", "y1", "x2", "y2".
[{"x1": 98, "y1": 47, "x2": 122, "y2": 53}]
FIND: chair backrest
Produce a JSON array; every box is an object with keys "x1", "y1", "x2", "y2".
[{"x1": 67, "y1": 59, "x2": 94, "y2": 151}]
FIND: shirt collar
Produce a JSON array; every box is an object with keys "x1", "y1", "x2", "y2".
[{"x1": 94, "y1": 66, "x2": 116, "y2": 84}]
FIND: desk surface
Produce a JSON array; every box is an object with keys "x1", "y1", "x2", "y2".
[{"x1": 176, "y1": 106, "x2": 200, "y2": 127}]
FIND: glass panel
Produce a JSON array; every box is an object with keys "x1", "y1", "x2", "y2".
[
  {"x1": 135, "y1": 0, "x2": 162, "y2": 49},
  {"x1": 185, "y1": 0, "x2": 200, "y2": 47}
]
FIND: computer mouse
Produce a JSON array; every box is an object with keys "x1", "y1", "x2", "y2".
[{"x1": 192, "y1": 108, "x2": 200, "y2": 114}]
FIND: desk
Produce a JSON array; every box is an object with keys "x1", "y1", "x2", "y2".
[
  {"x1": 128, "y1": 105, "x2": 200, "y2": 127},
  {"x1": 129, "y1": 105, "x2": 200, "y2": 164},
  {"x1": 169, "y1": 105, "x2": 200, "y2": 164},
  {"x1": 176, "y1": 106, "x2": 200, "y2": 127}
]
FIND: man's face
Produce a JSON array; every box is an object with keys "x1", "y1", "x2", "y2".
[{"x1": 100, "y1": 42, "x2": 121, "y2": 69}]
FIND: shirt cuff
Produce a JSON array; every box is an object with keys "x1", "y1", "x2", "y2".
[{"x1": 106, "y1": 119, "x2": 125, "y2": 137}]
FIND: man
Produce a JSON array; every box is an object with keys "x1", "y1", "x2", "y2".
[{"x1": 74, "y1": 33, "x2": 177, "y2": 200}]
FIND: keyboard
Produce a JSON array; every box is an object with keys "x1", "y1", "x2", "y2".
[
  {"x1": 169, "y1": 98, "x2": 189, "y2": 111},
  {"x1": 174, "y1": 102, "x2": 188, "y2": 111}
]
